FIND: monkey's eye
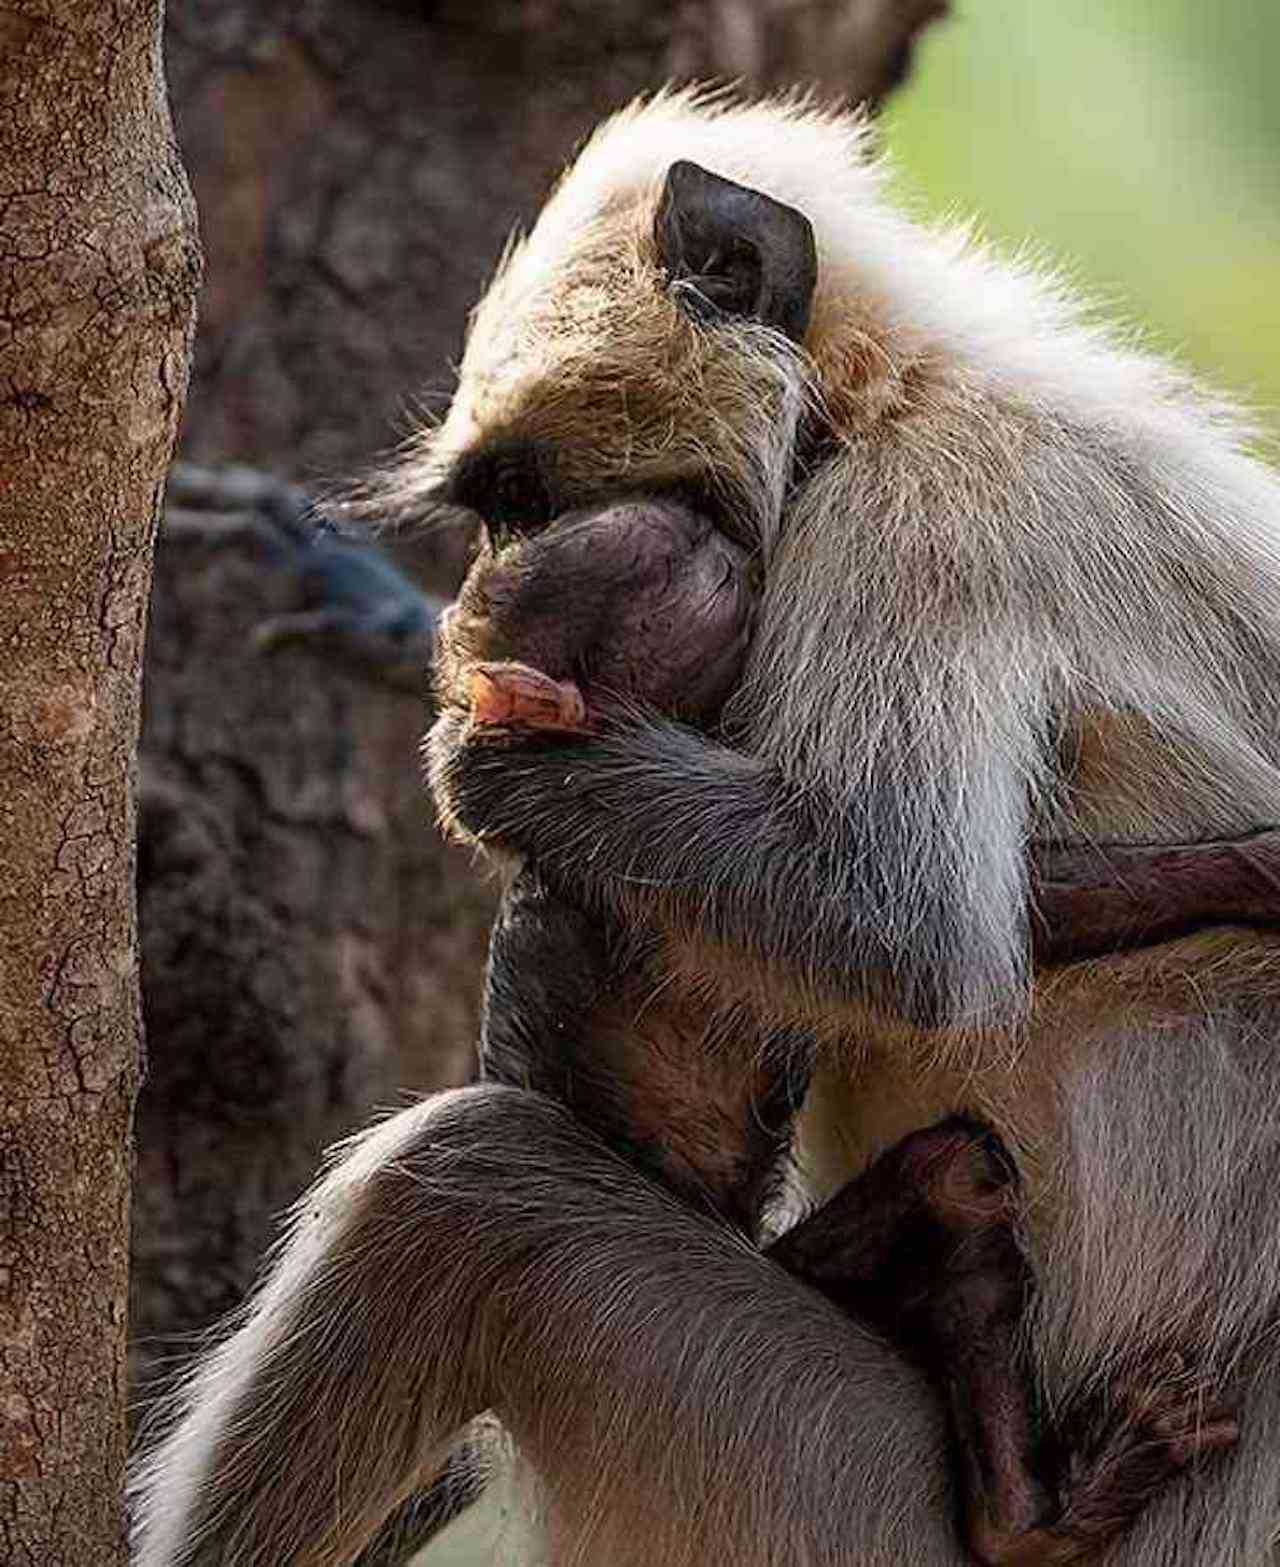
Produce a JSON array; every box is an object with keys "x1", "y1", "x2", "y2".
[
  {"x1": 448, "y1": 445, "x2": 556, "y2": 548},
  {"x1": 490, "y1": 463, "x2": 553, "y2": 543}
]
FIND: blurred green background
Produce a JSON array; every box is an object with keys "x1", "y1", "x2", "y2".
[{"x1": 885, "y1": 0, "x2": 1280, "y2": 440}]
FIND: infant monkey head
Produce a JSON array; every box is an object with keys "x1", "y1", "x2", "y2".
[
  {"x1": 413, "y1": 120, "x2": 821, "y2": 737},
  {"x1": 436, "y1": 495, "x2": 756, "y2": 733}
]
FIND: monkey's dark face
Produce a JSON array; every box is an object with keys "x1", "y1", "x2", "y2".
[
  {"x1": 436, "y1": 496, "x2": 756, "y2": 728},
  {"x1": 424, "y1": 162, "x2": 818, "y2": 738},
  {"x1": 417, "y1": 162, "x2": 820, "y2": 559}
]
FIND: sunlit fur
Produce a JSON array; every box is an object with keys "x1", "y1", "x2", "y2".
[
  {"x1": 133, "y1": 91, "x2": 1280, "y2": 1565},
  {"x1": 131, "y1": 1087, "x2": 971, "y2": 1567},
  {"x1": 403, "y1": 86, "x2": 1280, "y2": 1027}
]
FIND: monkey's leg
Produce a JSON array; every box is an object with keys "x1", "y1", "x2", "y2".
[
  {"x1": 770, "y1": 1119, "x2": 1238, "y2": 1567},
  {"x1": 131, "y1": 1085, "x2": 974, "y2": 1567},
  {"x1": 354, "y1": 865, "x2": 807, "y2": 1562},
  {"x1": 349, "y1": 871, "x2": 626, "y2": 1563},
  {"x1": 130, "y1": 886, "x2": 810, "y2": 1567},
  {"x1": 769, "y1": 1120, "x2": 1050, "y2": 1559},
  {"x1": 128, "y1": 1094, "x2": 502, "y2": 1567},
  {"x1": 343, "y1": 863, "x2": 622, "y2": 1564}
]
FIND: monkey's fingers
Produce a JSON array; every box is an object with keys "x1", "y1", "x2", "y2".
[{"x1": 469, "y1": 661, "x2": 590, "y2": 733}]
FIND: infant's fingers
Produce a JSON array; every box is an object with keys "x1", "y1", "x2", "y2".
[{"x1": 469, "y1": 661, "x2": 590, "y2": 733}]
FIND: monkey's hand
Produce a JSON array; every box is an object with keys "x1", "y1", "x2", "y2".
[
  {"x1": 469, "y1": 662, "x2": 591, "y2": 734},
  {"x1": 429, "y1": 706, "x2": 613, "y2": 853}
]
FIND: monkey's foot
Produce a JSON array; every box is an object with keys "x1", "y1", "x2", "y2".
[
  {"x1": 769, "y1": 1116, "x2": 1019, "y2": 1308},
  {"x1": 768, "y1": 1122, "x2": 1048, "y2": 1567},
  {"x1": 971, "y1": 1361, "x2": 1240, "y2": 1567},
  {"x1": 469, "y1": 661, "x2": 589, "y2": 733}
]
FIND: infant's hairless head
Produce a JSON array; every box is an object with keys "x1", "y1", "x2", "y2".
[{"x1": 436, "y1": 495, "x2": 756, "y2": 733}]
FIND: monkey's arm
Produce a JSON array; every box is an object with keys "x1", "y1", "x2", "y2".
[
  {"x1": 435, "y1": 707, "x2": 1280, "y2": 1013},
  {"x1": 1033, "y1": 829, "x2": 1280, "y2": 963},
  {"x1": 468, "y1": 665, "x2": 1280, "y2": 967},
  {"x1": 429, "y1": 709, "x2": 918, "y2": 1006}
]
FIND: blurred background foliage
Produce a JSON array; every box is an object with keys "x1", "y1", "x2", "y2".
[{"x1": 886, "y1": 0, "x2": 1280, "y2": 438}]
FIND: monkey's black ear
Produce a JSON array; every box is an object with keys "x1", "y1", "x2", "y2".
[{"x1": 656, "y1": 160, "x2": 817, "y2": 343}]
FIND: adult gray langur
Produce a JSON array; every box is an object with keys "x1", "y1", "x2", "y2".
[{"x1": 132, "y1": 91, "x2": 1280, "y2": 1567}]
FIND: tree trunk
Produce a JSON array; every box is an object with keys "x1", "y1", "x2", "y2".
[
  {"x1": 0, "y1": 4, "x2": 199, "y2": 1563},
  {"x1": 132, "y1": 0, "x2": 947, "y2": 1392}
]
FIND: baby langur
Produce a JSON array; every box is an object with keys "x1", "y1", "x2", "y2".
[
  {"x1": 441, "y1": 493, "x2": 1241, "y2": 1567},
  {"x1": 439, "y1": 493, "x2": 794, "y2": 1226}
]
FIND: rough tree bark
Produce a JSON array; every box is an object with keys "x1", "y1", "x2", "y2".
[
  {"x1": 0, "y1": 4, "x2": 199, "y2": 1563},
  {"x1": 132, "y1": 0, "x2": 947, "y2": 1391}
]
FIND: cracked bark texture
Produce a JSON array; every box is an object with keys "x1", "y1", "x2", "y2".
[
  {"x1": 0, "y1": 3, "x2": 200, "y2": 1564},
  {"x1": 131, "y1": 0, "x2": 947, "y2": 1390}
]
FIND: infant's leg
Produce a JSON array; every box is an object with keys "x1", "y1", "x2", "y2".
[{"x1": 771, "y1": 1120, "x2": 1237, "y2": 1567}]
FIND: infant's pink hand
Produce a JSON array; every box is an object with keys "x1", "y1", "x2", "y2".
[{"x1": 468, "y1": 661, "x2": 590, "y2": 734}]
